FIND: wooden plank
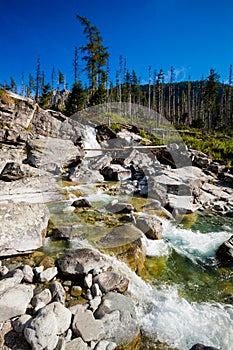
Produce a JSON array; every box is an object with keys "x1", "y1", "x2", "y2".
[{"x1": 84, "y1": 145, "x2": 167, "y2": 151}]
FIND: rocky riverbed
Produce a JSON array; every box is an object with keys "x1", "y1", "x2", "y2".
[{"x1": 0, "y1": 91, "x2": 232, "y2": 350}]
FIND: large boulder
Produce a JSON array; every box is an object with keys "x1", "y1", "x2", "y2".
[
  {"x1": 72, "y1": 304, "x2": 104, "y2": 342},
  {"x1": 0, "y1": 202, "x2": 50, "y2": 256},
  {"x1": 24, "y1": 302, "x2": 71, "y2": 350},
  {"x1": 135, "y1": 214, "x2": 163, "y2": 240},
  {"x1": 26, "y1": 136, "x2": 82, "y2": 171},
  {"x1": 93, "y1": 271, "x2": 129, "y2": 293},
  {"x1": 94, "y1": 292, "x2": 139, "y2": 346},
  {"x1": 101, "y1": 164, "x2": 131, "y2": 181},
  {"x1": 98, "y1": 225, "x2": 146, "y2": 274},
  {"x1": 69, "y1": 163, "x2": 104, "y2": 183},
  {"x1": 0, "y1": 280, "x2": 34, "y2": 322},
  {"x1": 57, "y1": 248, "x2": 109, "y2": 276}
]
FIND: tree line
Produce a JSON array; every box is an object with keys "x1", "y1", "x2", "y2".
[{"x1": 1, "y1": 15, "x2": 233, "y2": 133}]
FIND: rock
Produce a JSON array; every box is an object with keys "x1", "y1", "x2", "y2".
[
  {"x1": 0, "y1": 175, "x2": 63, "y2": 203},
  {"x1": 98, "y1": 225, "x2": 146, "y2": 274},
  {"x1": 12, "y1": 314, "x2": 32, "y2": 333},
  {"x1": 0, "y1": 265, "x2": 9, "y2": 277},
  {"x1": 52, "y1": 226, "x2": 75, "y2": 239},
  {"x1": 31, "y1": 288, "x2": 52, "y2": 308},
  {"x1": 89, "y1": 296, "x2": 102, "y2": 312},
  {"x1": 84, "y1": 273, "x2": 93, "y2": 288},
  {"x1": 189, "y1": 344, "x2": 219, "y2": 350},
  {"x1": 22, "y1": 265, "x2": 34, "y2": 283},
  {"x1": 91, "y1": 283, "x2": 102, "y2": 298},
  {"x1": 123, "y1": 149, "x2": 155, "y2": 167},
  {"x1": 93, "y1": 271, "x2": 129, "y2": 293},
  {"x1": 0, "y1": 284, "x2": 34, "y2": 322},
  {"x1": 0, "y1": 269, "x2": 24, "y2": 294},
  {"x1": 24, "y1": 302, "x2": 71, "y2": 350},
  {"x1": 0, "y1": 92, "x2": 36, "y2": 130},
  {"x1": 0, "y1": 162, "x2": 26, "y2": 181},
  {"x1": 57, "y1": 248, "x2": 109, "y2": 277},
  {"x1": 26, "y1": 136, "x2": 82, "y2": 171},
  {"x1": 106, "y1": 201, "x2": 135, "y2": 214},
  {"x1": 50, "y1": 281, "x2": 66, "y2": 304},
  {"x1": 135, "y1": 214, "x2": 163, "y2": 240},
  {"x1": 94, "y1": 340, "x2": 117, "y2": 350},
  {"x1": 101, "y1": 164, "x2": 131, "y2": 181},
  {"x1": 72, "y1": 304, "x2": 104, "y2": 342},
  {"x1": 94, "y1": 292, "x2": 139, "y2": 346},
  {"x1": 65, "y1": 337, "x2": 88, "y2": 350},
  {"x1": 71, "y1": 198, "x2": 92, "y2": 208},
  {"x1": 90, "y1": 155, "x2": 112, "y2": 171},
  {"x1": 140, "y1": 177, "x2": 167, "y2": 205},
  {"x1": 39, "y1": 267, "x2": 58, "y2": 282},
  {"x1": 0, "y1": 202, "x2": 49, "y2": 256},
  {"x1": 216, "y1": 235, "x2": 233, "y2": 266},
  {"x1": 166, "y1": 194, "x2": 198, "y2": 215},
  {"x1": 69, "y1": 163, "x2": 104, "y2": 183}
]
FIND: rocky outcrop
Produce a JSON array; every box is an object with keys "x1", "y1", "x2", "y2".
[
  {"x1": 0, "y1": 202, "x2": 50, "y2": 256},
  {"x1": 26, "y1": 136, "x2": 82, "y2": 171}
]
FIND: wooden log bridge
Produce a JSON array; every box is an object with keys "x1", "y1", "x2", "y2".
[{"x1": 84, "y1": 145, "x2": 167, "y2": 151}]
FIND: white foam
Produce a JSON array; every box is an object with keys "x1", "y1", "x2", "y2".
[{"x1": 162, "y1": 220, "x2": 232, "y2": 264}]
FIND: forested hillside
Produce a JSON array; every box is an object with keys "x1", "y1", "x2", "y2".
[{"x1": 1, "y1": 15, "x2": 233, "y2": 133}]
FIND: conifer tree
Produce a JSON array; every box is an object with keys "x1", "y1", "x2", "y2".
[{"x1": 77, "y1": 15, "x2": 109, "y2": 91}]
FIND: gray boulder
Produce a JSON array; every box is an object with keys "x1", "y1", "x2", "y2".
[
  {"x1": 101, "y1": 164, "x2": 131, "y2": 181},
  {"x1": 94, "y1": 292, "x2": 139, "y2": 345},
  {"x1": 72, "y1": 304, "x2": 104, "y2": 342},
  {"x1": 135, "y1": 214, "x2": 163, "y2": 240},
  {"x1": 93, "y1": 271, "x2": 129, "y2": 293},
  {"x1": 24, "y1": 302, "x2": 71, "y2": 350},
  {"x1": 65, "y1": 337, "x2": 88, "y2": 350},
  {"x1": 50, "y1": 281, "x2": 66, "y2": 304},
  {"x1": 69, "y1": 163, "x2": 104, "y2": 183},
  {"x1": 57, "y1": 248, "x2": 109, "y2": 276},
  {"x1": 26, "y1": 136, "x2": 82, "y2": 171},
  {"x1": 0, "y1": 283, "x2": 34, "y2": 322},
  {"x1": 0, "y1": 202, "x2": 50, "y2": 256},
  {"x1": 106, "y1": 201, "x2": 135, "y2": 214}
]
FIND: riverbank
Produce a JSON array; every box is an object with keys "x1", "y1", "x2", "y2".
[{"x1": 0, "y1": 91, "x2": 232, "y2": 350}]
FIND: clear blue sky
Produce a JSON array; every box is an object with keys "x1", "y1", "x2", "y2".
[{"x1": 1, "y1": 0, "x2": 233, "y2": 90}]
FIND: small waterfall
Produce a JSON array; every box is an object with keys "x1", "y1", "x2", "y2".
[{"x1": 83, "y1": 125, "x2": 102, "y2": 158}]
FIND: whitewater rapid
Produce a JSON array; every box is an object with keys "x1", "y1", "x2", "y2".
[{"x1": 110, "y1": 219, "x2": 233, "y2": 350}]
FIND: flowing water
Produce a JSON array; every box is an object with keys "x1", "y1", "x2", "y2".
[
  {"x1": 45, "y1": 182, "x2": 233, "y2": 350},
  {"x1": 43, "y1": 127, "x2": 233, "y2": 349}
]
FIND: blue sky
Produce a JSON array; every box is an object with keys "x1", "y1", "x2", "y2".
[{"x1": 1, "y1": 0, "x2": 233, "y2": 90}]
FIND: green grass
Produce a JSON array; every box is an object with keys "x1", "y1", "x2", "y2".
[{"x1": 180, "y1": 129, "x2": 233, "y2": 165}]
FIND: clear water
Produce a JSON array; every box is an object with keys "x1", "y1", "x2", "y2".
[{"x1": 45, "y1": 182, "x2": 233, "y2": 350}]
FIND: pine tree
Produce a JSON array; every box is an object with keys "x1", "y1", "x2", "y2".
[
  {"x1": 65, "y1": 82, "x2": 86, "y2": 115},
  {"x1": 77, "y1": 15, "x2": 109, "y2": 91},
  {"x1": 203, "y1": 68, "x2": 220, "y2": 129}
]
